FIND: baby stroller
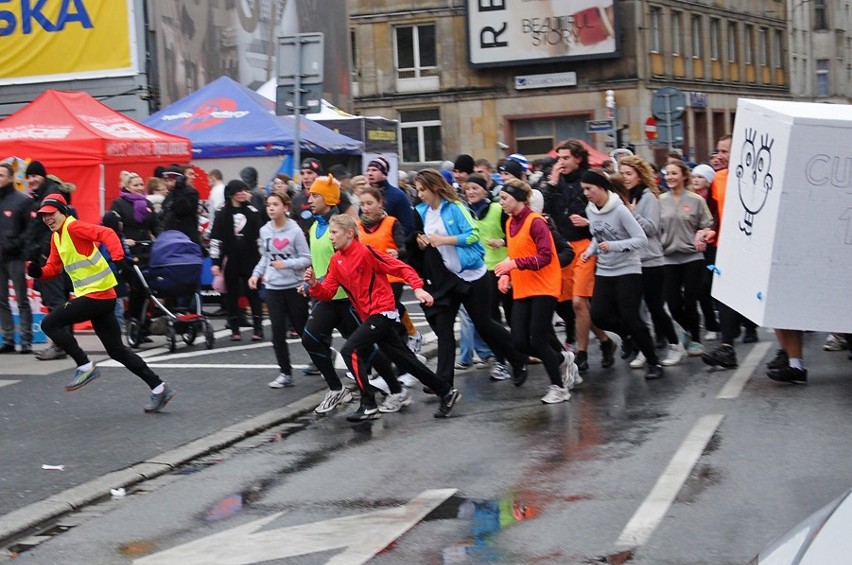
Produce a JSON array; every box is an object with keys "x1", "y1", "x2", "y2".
[{"x1": 126, "y1": 230, "x2": 215, "y2": 352}]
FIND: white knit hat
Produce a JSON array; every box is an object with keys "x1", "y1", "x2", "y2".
[{"x1": 692, "y1": 164, "x2": 715, "y2": 185}]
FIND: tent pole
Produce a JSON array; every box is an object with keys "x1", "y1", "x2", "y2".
[{"x1": 99, "y1": 164, "x2": 105, "y2": 219}]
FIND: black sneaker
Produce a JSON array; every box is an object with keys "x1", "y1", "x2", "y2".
[
  {"x1": 302, "y1": 363, "x2": 321, "y2": 376},
  {"x1": 0, "y1": 344, "x2": 15, "y2": 354},
  {"x1": 510, "y1": 363, "x2": 528, "y2": 387},
  {"x1": 620, "y1": 338, "x2": 639, "y2": 362},
  {"x1": 645, "y1": 364, "x2": 664, "y2": 380},
  {"x1": 767, "y1": 365, "x2": 807, "y2": 384},
  {"x1": 701, "y1": 345, "x2": 738, "y2": 368},
  {"x1": 20, "y1": 346, "x2": 32, "y2": 354},
  {"x1": 600, "y1": 339, "x2": 616, "y2": 368},
  {"x1": 434, "y1": 388, "x2": 461, "y2": 418},
  {"x1": 767, "y1": 349, "x2": 789, "y2": 371},
  {"x1": 346, "y1": 404, "x2": 380, "y2": 421},
  {"x1": 575, "y1": 350, "x2": 589, "y2": 373}
]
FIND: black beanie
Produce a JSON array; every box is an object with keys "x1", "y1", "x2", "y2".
[
  {"x1": 225, "y1": 179, "x2": 249, "y2": 199},
  {"x1": 453, "y1": 154, "x2": 475, "y2": 174},
  {"x1": 239, "y1": 166, "x2": 258, "y2": 187},
  {"x1": 26, "y1": 160, "x2": 46, "y2": 177}
]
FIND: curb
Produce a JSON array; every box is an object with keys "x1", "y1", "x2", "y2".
[{"x1": 0, "y1": 340, "x2": 439, "y2": 548}]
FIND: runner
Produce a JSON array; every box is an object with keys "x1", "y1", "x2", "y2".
[{"x1": 26, "y1": 194, "x2": 175, "y2": 412}]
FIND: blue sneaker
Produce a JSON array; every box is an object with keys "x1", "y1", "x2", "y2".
[
  {"x1": 144, "y1": 384, "x2": 176, "y2": 413},
  {"x1": 65, "y1": 365, "x2": 101, "y2": 391}
]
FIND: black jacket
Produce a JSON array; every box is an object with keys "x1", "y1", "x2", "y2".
[
  {"x1": 109, "y1": 192, "x2": 162, "y2": 243},
  {"x1": 161, "y1": 180, "x2": 200, "y2": 245},
  {"x1": 543, "y1": 167, "x2": 592, "y2": 242},
  {"x1": 0, "y1": 182, "x2": 32, "y2": 262},
  {"x1": 209, "y1": 202, "x2": 263, "y2": 275}
]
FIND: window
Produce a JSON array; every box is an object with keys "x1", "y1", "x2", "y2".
[
  {"x1": 513, "y1": 117, "x2": 588, "y2": 158},
  {"x1": 745, "y1": 25, "x2": 754, "y2": 64},
  {"x1": 814, "y1": 0, "x2": 828, "y2": 30},
  {"x1": 400, "y1": 109, "x2": 442, "y2": 163},
  {"x1": 394, "y1": 24, "x2": 438, "y2": 92},
  {"x1": 759, "y1": 28, "x2": 768, "y2": 66},
  {"x1": 672, "y1": 11, "x2": 683, "y2": 56},
  {"x1": 691, "y1": 15, "x2": 702, "y2": 58},
  {"x1": 773, "y1": 30, "x2": 783, "y2": 68},
  {"x1": 816, "y1": 59, "x2": 830, "y2": 97},
  {"x1": 710, "y1": 18, "x2": 721, "y2": 60},
  {"x1": 728, "y1": 22, "x2": 738, "y2": 62},
  {"x1": 649, "y1": 7, "x2": 661, "y2": 52}
]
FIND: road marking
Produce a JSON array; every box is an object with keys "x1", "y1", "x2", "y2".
[
  {"x1": 0, "y1": 380, "x2": 21, "y2": 389},
  {"x1": 616, "y1": 414, "x2": 724, "y2": 548},
  {"x1": 717, "y1": 342, "x2": 772, "y2": 400},
  {"x1": 143, "y1": 364, "x2": 297, "y2": 370},
  {"x1": 135, "y1": 488, "x2": 457, "y2": 565}
]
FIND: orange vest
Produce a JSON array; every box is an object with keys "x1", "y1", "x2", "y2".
[
  {"x1": 506, "y1": 212, "x2": 561, "y2": 299},
  {"x1": 711, "y1": 168, "x2": 728, "y2": 233},
  {"x1": 358, "y1": 216, "x2": 404, "y2": 284}
]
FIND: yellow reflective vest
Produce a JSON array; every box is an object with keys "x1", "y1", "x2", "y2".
[{"x1": 54, "y1": 217, "x2": 117, "y2": 297}]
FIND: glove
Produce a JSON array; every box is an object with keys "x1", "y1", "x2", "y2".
[
  {"x1": 115, "y1": 259, "x2": 133, "y2": 282},
  {"x1": 27, "y1": 261, "x2": 42, "y2": 279}
]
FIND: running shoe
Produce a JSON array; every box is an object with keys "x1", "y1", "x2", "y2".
[
  {"x1": 560, "y1": 351, "x2": 576, "y2": 390},
  {"x1": 144, "y1": 384, "x2": 176, "y2": 413},
  {"x1": 701, "y1": 344, "x2": 738, "y2": 368},
  {"x1": 661, "y1": 343, "x2": 686, "y2": 366},
  {"x1": 767, "y1": 349, "x2": 789, "y2": 371},
  {"x1": 65, "y1": 365, "x2": 101, "y2": 392},
  {"x1": 407, "y1": 331, "x2": 423, "y2": 354},
  {"x1": 600, "y1": 339, "x2": 616, "y2": 368},
  {"x1": 767, "y1": 365, "x2": 807, "y2": 384},
  {"x1": 346, "y1": 404, "x2": 380, "y2": 421},
  {"x1": 541, "y1": 384, "x2": 570, "y2": 404},
  {"x1": 315, "y1": 388, "x2": 352, "y2": 414},
  {"x1": 686, "y1": 341, "x2": 704, "y2": 356},
  {"x1": 268, "y1": 373, "x2": 294, "y2": 388},
  {"x1": 379, "y1": 389, "x2": 412, "y2": 413},
  {"x1": 434, "y1": 388, "x2": 461, "y2": 418},
  {"x1": 489, "y1": 362, "x2": 510, "y2": 381},
  {"x1": 629, "y1": 351, "x2": 647, "y2": 369}
]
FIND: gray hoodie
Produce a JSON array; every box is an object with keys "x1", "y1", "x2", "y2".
[
  {"x1": 585, "y1": 191, "x2": 647, "y2": 277},
  {"x1": 631, "y1": 187, "x2": 664, "y2": 267},
  {"x1": 252, "y1": 219, "x2": 312, "y2": 289}
]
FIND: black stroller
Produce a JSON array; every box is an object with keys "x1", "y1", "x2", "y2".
[{"x1": 126, "y1": 230, "x2": 214, "y2": 352}]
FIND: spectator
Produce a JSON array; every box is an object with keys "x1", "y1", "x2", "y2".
[
  {"x1": 161, "y1": 166, "x2": 201, "y2": 246},
  {"x1": 0, "y1": 163, "x2": 33, "y2": 354},
  {"x1": 240, "y1": 166, "x2": 267, "y2": 212},
  {"x1": 207, "y1": 169, "x2": 225, "y2": 221},
  {"x1": 366, "y1": 156, "x2": 415, "y2": 235}
]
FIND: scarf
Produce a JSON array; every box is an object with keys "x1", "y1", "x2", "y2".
[
  {"x1": 359, "y1": 209, "x2": 387, "y2": 230},
  {"x1": 121, "y1": 190, "x2": 150, "y2": 223}
]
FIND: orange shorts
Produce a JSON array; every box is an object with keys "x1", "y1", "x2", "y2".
[{"x1": 564, "y1": 239, "x2": 596, "y2": 298}]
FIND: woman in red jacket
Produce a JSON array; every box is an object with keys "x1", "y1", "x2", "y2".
[{"x1": 27, "y1": 194, "x2": 175, "y2": 413}]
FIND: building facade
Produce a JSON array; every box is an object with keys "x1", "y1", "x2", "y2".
[{"x1": 349, "y1": 0, "x2": 790, "y2": 167}]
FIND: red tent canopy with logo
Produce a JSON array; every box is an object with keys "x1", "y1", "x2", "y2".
[
  {"x1": 548, "y1": 139, "x2": 611, "y2": 167},
  {"x1": 0, "y1": 90, "x2": 191, "y2": 223}
]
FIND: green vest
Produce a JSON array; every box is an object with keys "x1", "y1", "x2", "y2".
[
  {"x1": 477, "y1": 203, "x2": 508, "y2": 270},
  {"x1": 309, "y1": 221, "x2": 346, "y2": 300}
]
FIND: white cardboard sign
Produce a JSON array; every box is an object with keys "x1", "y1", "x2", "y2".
[{"x1": 713, "y1": 98, "x2": 852, "y2": 332}]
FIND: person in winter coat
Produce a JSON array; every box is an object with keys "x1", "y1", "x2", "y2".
[
  {"x1": 210, "y1": 180, "x2": 264, "y2": 341},
  {"x1": 161, "y1": 168, "x2": 201, "y2": 246},
  {"x1": 0, "y1": 163, "x2": 34, "y2": 353}
]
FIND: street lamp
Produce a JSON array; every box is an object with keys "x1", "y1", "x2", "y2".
[{"x1": 605, "y1": 89, "x2": 619, "y2": 148}]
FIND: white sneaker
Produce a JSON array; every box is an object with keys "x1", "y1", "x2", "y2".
[
  {"x1": 379, "y1": 389, "x2": 412, "y2": 413},
  {"x1": 703, "y1": 331, "x2": 719, "y2": 341},
  {"x1": 560, "y1": 351, "x2": 576, "y2": 389},
  {"x1": 541, "y1": 384, "x2": 570, "y2": 404},
  {"x1": 823, "y1": 333, "x2": 848, "y2": 351},
  {"x1": 490, "y1": 362, "x2": 510, "y2": 381},
  {"x1": 315, "y1": 388, "x2": 353, "y2": 414},
  {"x1": 661, "y1": 343, "x2": 686, "y2": 366},
  {"x1": 629, "y1": 351, "x2": 647, "y2": 369},
  {"x1": 398, "y1": 373, "x2": 419, "y2": 388},
  {"x1": 407, "y1": 331, "x2": 423, "y2": 353},
  {"x1": 268, "y1": 373, "x2": 293, "y2": 388},
  {"x1": 570, "y1": 364, "x2": 583, "y2": 388},
  {"x1": 368, "y1": 376, "x2": 391, "y2": 395}
]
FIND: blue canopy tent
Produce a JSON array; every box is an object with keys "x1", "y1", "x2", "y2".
[{"x1": 142, "y1": 76, "x2": 363, "y2": 182}]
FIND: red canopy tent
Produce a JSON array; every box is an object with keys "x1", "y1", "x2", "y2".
[
  {"x1": 0, "y1": 90, "x2": 191, "y2": 223},
  {"x1": 548, "y1": 139, "x2": 611, "y2": 167}
]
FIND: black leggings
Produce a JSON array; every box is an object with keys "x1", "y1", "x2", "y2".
[
  {"x1": 511, "y1": 296, "x2": 563, "y2": 386},
  {"x1": 641, "y1": 265, "x2": 678, "y2": 344},
  {"x1": 302, "y1": 299, "x2": 399, "y2": 393},
  {"x1": 663, "y1": 260, "x2": 705, "y2": 343},
  {"x1": 266, "y1": 288, "x2": 309, "y2": 375},
  {"x1": 41, "y1": 296, "x2": 161, "y2": 389},
  {"x1": 341, "y1": 314, "x2": 449, "y2": 406},
  {"x1": 590, "y1": 274, "x2": 659, "y2": 365},
  {"x1": 224, "y1": 268, "x2": 263, "y2": 328},
  {"x1": 424, "y1": 273, "x2": 524, "y2": 386}
]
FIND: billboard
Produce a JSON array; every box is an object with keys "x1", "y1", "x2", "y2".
[
  {"x1": 466, "y1": 0, "x2": 618, "y2": 68},
  {"x1": 0, "y1": 0, "x2": 137, "y2": 85}
]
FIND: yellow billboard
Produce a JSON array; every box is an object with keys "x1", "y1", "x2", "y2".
[{"x1": 0, "y1": 0, "x2": 137, "y2": 85}]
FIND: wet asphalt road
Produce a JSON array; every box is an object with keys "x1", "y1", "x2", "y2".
[{"x1": 3, "y1": 323, "x2": 851, "y2": 564}]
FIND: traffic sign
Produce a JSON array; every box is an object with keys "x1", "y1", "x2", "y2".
[
  {"x1": 587, "y1": 119, "x2": 615, "y2": 133},
  {"x1": 276, "y1": 83, "x2": 323, "y2": 115},
  {"x1": 277, "y1": 33, "x2": 324, "y2": 86},
  {"x1": 655, "y1": 120, "x2": 685, "y2": 145},
  {"x1": 644, "y1": 116, "x2": 657, "y2": 141},
  {"x1": 651, "y1": 87, "x2": 686, "y2": 121}
]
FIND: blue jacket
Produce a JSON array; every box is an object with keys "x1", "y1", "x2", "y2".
[{"x1": 415, "y1": 199, "x2": 485, "y2": 273}]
